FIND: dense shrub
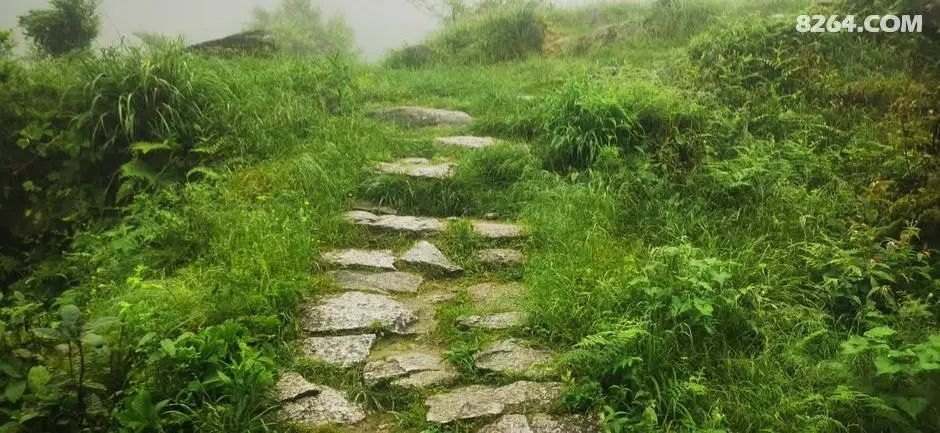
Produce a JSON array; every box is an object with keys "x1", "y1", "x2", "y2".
[
  {"x1": 433, "y1": 3, "x2": 545, "y2": 64},
  {"x1": 18, "y1": 0, "x2": 100, "y2": 56},
  {"x1": 537, "y1": 78, "x2": 708, "y2": 171},
  {"x1": 0, "y1": 46, "x2": 232, "y2": 249},
  {"x1": 384, "y1": 44, "x2": 436, "y2": 69}
]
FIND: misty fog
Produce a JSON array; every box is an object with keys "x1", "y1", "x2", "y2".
[{"x1": 0, "y1": 0, "x2": 624, "y2": 59}]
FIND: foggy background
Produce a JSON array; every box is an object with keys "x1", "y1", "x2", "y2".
[{"x1": 0, "y1": 0, "x2": 620, "y2": 59}]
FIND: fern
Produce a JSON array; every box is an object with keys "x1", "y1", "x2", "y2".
[{"x1": 558, "y1": 321, "x2": 650, "y2": 377}]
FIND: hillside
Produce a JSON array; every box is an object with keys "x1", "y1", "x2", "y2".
[{"x1": 1, "y1": 1, "x2": 939, "y2": 433}]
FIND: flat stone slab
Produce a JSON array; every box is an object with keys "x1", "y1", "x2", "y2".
[
  {"x1": 299, "y1": 334, "x2": 376, "y2": 367},
  {"x1": 393, "y1": 369, "x2": 460, "y2": 389},
  {"x1": 276, "y1": 372, "x2": 365, "y2": 427},
  {"x1": 476, "y1": 249, "x2": 526, "y2": 267},
  {"x1": 300, "y1": 292, "x2": 416, "y2": 334},
  {"x1": 400, "y1": 241, "x2": 464, "y2": 275},
  {"x1": 364, "y1": 349, "x2": 459, "y2": 389},
  {"x1": 425, "y1": 381, "x2": 563, "y2": 424},
  {"x1": 478, "y1": 414, "x2": 600, "y2": 433},
  {"x1": 369, "y1": 106, "x2": 473, "y2": 128},
  {"x1": 376, "y1": 158, "x2": 455, "y2": 179},
  {"x1": 331, "y1": 270, "x2": 423, "y2": 294},
  {"x1": 344, "y1": 211, "x2": 444, "y2": 234},
  {"x1": 321, "y1": 249, "x2": 396, "y2": 271},
  {"x1": 472, "y1": 221, "x2": 527, "y2": 239},
  {"x1": 457, "y1": 312, "x2": 525, "y2": 330},
  {"x1": 364, "y1": 351, "x2": 443, "y2": 382},
  {"x1": 474, "y1": 340, "x2": 553, "y2": 375},
  {"x1": 435, "y1": 136, "x2": 495, "y2": 149}
]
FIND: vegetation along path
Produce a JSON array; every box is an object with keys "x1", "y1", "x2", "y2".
[
  {"x1": 278, "y1": 106, "x2": 596, "y2": 432},
  {"x1": 2, "y1": 1, "x2": 939, "y2": 433}
]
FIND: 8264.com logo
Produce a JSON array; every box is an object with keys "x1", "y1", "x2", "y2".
[{"x1": 796, "y1": 14, "x2": 923, "y2": 32}]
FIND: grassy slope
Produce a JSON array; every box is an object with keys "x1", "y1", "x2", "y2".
[{"x1": 3, "y1": 0, "x2": 939, "y2": 432}]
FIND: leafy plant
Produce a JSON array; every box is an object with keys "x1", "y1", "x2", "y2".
[
  {"x1": 18, "y1": 0, "x2": 100, "y2": 56},
  {"x1": 248, "y1": 0, "x2": 354, "y2": 56}
]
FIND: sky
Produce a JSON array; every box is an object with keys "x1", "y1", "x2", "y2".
[{"x1": 0, "y1": 0, "x2": 616, "y2": 60}]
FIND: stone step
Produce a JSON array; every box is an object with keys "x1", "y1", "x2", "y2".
[
  {"x1": 275, "y1": 372, "x2": 365, "y2": 428},
  {"x1": 344, "y1": 211, "x2": 445, "y2": 234},
  {"x1": 473, "y1": 339, "x2": 553, "y2": 376},
  {"x1": 476, "y1": 249, "x2": 526, "y2": 268},
  {"x1": 376, "y1": 157, "x2": 455, "y2": 179},
  {"x1": 330, "y1": 270, "x2": 424, "y2": 294},
  {"x1": 344, "y1": 211, "x2": 527, "y2": 239},
  {"x1": 457, "y1": 312, "x2": 525, "y2": 331},
  {"x1": 471, "y1": 221, "x2": 528, "y2": 240},
  {"x1": 351, "y1": 200, "x2": 398, "y2": 215},
  {"x1": 299, "y1": 334, "x2": 376, "y2": 367},
  {"x1": 478, "y1": 414, "x2": 600, "y2": 433},
  {"x1": 320, "y1": 249, "x2": 397, "y2": 271},
  {"x1": 435, "y1": 136, "x2": 495, "y2": 149},
  {"x1": 425, "y1": 381, "x2": 563, "y2": 424},
  {"x1": 300, "y1": 291, "x2": 416, "y2": 334},
  {"x1": 368, "y1": 106, "x2": 473, "y2": 128},
  {"x1": 363, "y1": 348, "x2": 459, "y2": 389},
  {"x1": 399, "y1": 240, "x2": 464, "y2": 276}
]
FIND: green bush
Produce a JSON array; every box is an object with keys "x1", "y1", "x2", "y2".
[
  {"x1": 18, "y1": 0, "x2": 100, "y2": 57},
  {"x1": 537, "y1": 78, "x2": 708, "y2": 171},
  {"x1": 0, "y1": 45, "x2": 233, "y2": 252},
  {"x1": 433, "y1": 3, "x2": 545, "y2": 64},
  {"x1": 384, "y1": 44, "x2": 436, "y2": 69}
]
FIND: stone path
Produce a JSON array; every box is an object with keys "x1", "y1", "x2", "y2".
[{"x1": 277, "y1": 107, "x2": 597, "y2": 432}]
